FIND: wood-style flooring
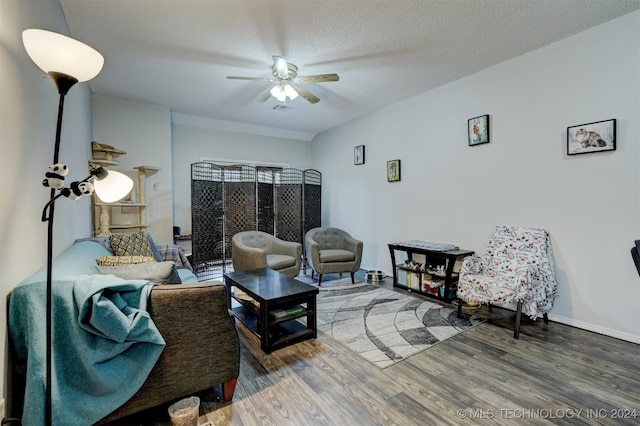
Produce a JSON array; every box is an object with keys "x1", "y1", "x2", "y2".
[{"x1": 112, "y1": 271, "x2": 640, "y2": 426}]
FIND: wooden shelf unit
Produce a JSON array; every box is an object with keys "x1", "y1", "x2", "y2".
[
  {"x1": 90, "y1": 145, "x2": 159, "y2": 236},
  {"x1": 388, "y1": 242, "x2": 474, "y2": 303}
]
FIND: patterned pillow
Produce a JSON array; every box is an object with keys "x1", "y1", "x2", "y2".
[
  {"x1": 96, "y1": 255, "x2": 156, "y2": 266},
  {"x1": 109, "y1": 232, "x2": 154, "y2": 257}
]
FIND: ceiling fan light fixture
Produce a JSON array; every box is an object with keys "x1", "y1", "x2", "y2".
[
  {"x1": 270, "y1": 85, "x2": 286, "y2": 102},
  {"x1": 284, "y1": 84, "x2": 298, "y2": 100},
  {"x1": 228, "y1": 55, "x2": 337, "y2": 104},
  {"x1": 270, "y1": 83, "x2": 298, "y2": 102}
]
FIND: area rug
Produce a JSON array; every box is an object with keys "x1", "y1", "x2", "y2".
[{"x1": 310, "y1": 279, "x2": 484, "y2": 369}]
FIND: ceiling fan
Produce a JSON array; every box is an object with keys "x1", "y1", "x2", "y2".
[{"x1": 227, "y1": 56, "x2": 339, "y2": 104}]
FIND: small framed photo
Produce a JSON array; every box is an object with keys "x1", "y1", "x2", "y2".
[
  {"x1": 387, "y1": 159, "x2": 401, "y2": 182},
  {"x1": 567, "y1": 119, "x2": 616, "y2": 155},
  {"x1": 468, "y1": 114, "x2": 490, "y2": 146},
  {"x1": 354, "y1": 145, "x2": 365, "y2": 165}
]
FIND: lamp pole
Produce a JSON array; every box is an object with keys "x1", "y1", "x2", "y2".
[
  {"x1": 22, "y1": 28, "x2": 104, "y2": 425},
  {"x1": 42, "y1": 73, "x2": 77, "y2": 426}
]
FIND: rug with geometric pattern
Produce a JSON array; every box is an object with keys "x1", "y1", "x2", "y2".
[{"x1": 313, "y1": 280, "x2": 484, "y2": 368}]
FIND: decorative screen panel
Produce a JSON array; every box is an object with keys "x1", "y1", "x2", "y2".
[
  {"x1": 190, "y1": 163, "x2": 320, "y2": 280},
  {"x1": 223, "y1": 165, "x2": 257, "y2": 262},
  {"x1": 257, "y1": 168, "x2": 275, "y2": 235},
  {"x1": 304, "y1": 169, "x2": 322, "y2": 237},
  {"x1": 275, "y1": 169, "x2": 303, "y2": 243},
  {"x1": 191, "y1": 163, "x2": 224, "y2": 280}
]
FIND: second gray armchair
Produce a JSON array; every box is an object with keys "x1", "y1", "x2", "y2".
[
  {"x1": 305, "y1": 227, "x2": 363, "y2": 286},
  {"x1": 231, "y1": 231, "x2": 302, "y2": 278}
]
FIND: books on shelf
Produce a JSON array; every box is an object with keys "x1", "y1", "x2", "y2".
[
  {"x1": 270, "y1": 305, "x2": 305, "y2": 319},
  {"x1": 407, "y1": 272, "x2": 420, "y2": 289},
  {"x1": 397, "y1": 268, "x2": 408, "y2": 286}
]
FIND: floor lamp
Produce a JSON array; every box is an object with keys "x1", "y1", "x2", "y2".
[{"x1": 22, "y1": 29, "x2": 132, "y2": 425}]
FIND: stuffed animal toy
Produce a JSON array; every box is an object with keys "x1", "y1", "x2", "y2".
[
  {"x1": 42, "y1": 163, "x2": 68, "y2": 189},
  {"x1": 63, "y1": 181, "x2": 94, "y2": 200}
]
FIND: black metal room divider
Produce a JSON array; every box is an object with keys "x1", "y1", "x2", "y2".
[{"x1": 191, "y1": 162, "x2": 321, "y2": 280}]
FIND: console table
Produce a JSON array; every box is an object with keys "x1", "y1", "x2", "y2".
[{"x1": 388, "y1": 241, "x2": 474, "y2": 302}]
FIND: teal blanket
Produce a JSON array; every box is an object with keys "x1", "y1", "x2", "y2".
[{"x1": 9, "y1": 241, "x2": 165, "y2": 425}]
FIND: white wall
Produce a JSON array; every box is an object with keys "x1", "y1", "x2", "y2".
[
  {"x1": 1, "y1": 0, "x2": 95, "y2": 401},
  {"x1": 171, "y1": 115, "x2": 312, "y2": 234},
  {"x1": 93, "y1": 95, "x2": 174, "y2": 243},
  {"x1": 311, "y1": 11, "x2": 640, "y2": 342}
]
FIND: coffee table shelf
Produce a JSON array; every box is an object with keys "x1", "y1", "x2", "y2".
[
  {"x1": 270, "y1": 321, "x2": 314, "y2": 350},
  {"x1": 231, "y1": 305, "x2": 259, "y2": 333}
]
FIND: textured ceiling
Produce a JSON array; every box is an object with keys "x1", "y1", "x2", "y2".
[{"x1": 59, "y1": 0, "x2": 639, "y2": 140}]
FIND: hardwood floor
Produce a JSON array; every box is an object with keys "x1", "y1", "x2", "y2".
[{"x1": 113, "y1": 271, "x2": 640, "y2": 425}]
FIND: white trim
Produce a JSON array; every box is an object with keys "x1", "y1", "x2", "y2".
[
  {"x1": 172, "y1": 112, "x2": 314, "y2": 141},
  {"x1": 548, "y1": 314, "x2": 640, "y2": 344},
  {"x1": 460, "y1": 305, "x2": 640, "y2": 344},
  {"x1": 199, "y1": 157, "x2": 290, "y2": 169},
  {"x1": 368, "y1": 265, "x2": 640, "y2": 344}
]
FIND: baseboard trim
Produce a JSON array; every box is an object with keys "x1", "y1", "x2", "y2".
[
  {"x1": 547, "y1": 314, "x2": 640, "y2": 344},
  {"x1": 361, "y1": 267, "x2": 640, "y2": 344}
]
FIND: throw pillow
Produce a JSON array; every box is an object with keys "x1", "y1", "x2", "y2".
[
  {"x1": 97, "y1": 261, "x2": 181, "y2": 284},
  {"x1": 96, "y1": 255, "x2": 156, "y2": 266},
  {"x1": 145, "y1": 232, "x2": 182, "y2": 283},
  {"x1": 145, "y1": 232, "x2": 163, "y2": 262},
  {"x1": 109, "y1": 232, "x2": 154, "y2": 257}
]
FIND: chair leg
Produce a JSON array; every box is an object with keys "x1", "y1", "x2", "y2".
[
  {"x1": 318, "y1": 274, "x2": 323, "y2": 286},
  {"x1": 543, "y1": 312, "x2": 549, "y2": 323},
  {"x1": 222, "y1": 377, "x2": 237, "y2": 402},
  {"x1": 457, "y1": 299, "x2": 463, "y2": 318},
  {"x1": 350, "y1": 271, "x2": 355, "y2": 284},
  {"x1": 514, "y1": 301, "x2": 523, "y2": 339},
  {"x1": 311, "y1": 270, "x2": 315, "y2": 279}
]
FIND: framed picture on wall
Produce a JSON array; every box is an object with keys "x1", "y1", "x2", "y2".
[
  {"x1": 567, "y1": 119, "x2": 616, "y2": 155},
  {"x1": 387, "y1": 159, "x2": 401, "y2": 182},
  {"x1": 468, "y1": 114, "x2": 490, "y2": 146},
  {"x1": 354, "y1": 145, "x2": 365, "y2": 165}
]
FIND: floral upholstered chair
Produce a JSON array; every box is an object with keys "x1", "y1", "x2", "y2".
[{"x1": 457, "y1": 226, "x2": 558, "y2": 338}]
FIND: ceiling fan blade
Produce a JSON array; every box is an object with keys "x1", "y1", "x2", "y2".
[
  {"x1": 226, "y1": 76, "x2": 274, "y2": 82},
  {"x1": 294, "y1": 86, "x2": 320, "y2": 104},
  {"x1": 227, "y1": 76, "x2": 273, "y2": 82},
  {"x1": 273, "y1": 56, "x2": 289, "y2": 78},
  {"x1": 296, "y1": 73, "x2": 339, "y2": 83},
  {"x1": 257, "y1": 90, "x2": 272, "y2": 102}
]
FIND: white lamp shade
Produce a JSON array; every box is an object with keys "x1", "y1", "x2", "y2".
[
  {"x1": 270, "y1": 85, "x2": 286, "y2": 102},
  {"x1": 22, "y1": 29, "x2": 104, "y2": 82},
  {"x1": 93, "y1": 170, "x2": 133, "y2": 203},
  {"x1": 284, "y1": 84, "x2": 298, "y2": 100}
]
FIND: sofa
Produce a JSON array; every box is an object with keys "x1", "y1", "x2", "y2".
[
  {"x1": 231, "y1": 230, "x2": 302, "y2": 278},
  {"x1": 7, "y1": 236, "x2": 240, "y2": 425}
]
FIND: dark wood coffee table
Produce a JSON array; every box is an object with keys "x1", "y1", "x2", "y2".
[{"x1": 223, "y1": 268, "x2": 319, "y2": 354}]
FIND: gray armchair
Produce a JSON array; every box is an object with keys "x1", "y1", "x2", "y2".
[
  {"x1": 305, "y1": 227, "x2": 363, "y2": 286},
  {"x1": 231, "y1": 231, "x2": 302, "y2": 278}
]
